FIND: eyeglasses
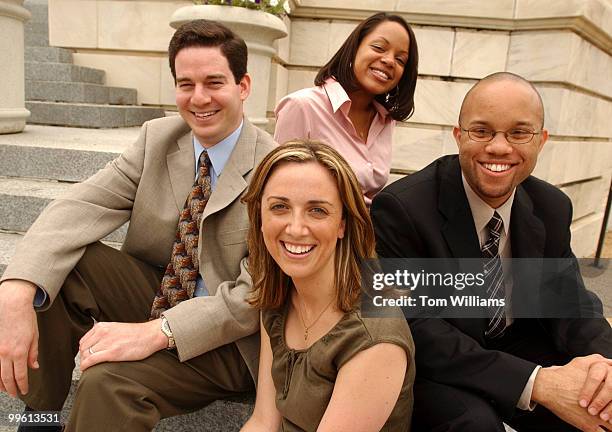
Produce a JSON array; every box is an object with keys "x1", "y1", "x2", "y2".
[{"x1": 459, "y1": 125, "x2": 542, "y2": 145}]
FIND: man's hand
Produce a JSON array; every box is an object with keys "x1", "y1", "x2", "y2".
[
  {"x1": 78, "y1": 319, "x2": 168, "y2": 371},
  {"x1": 533, "y1": 354, "x2": 611, "y2": 432},
  {"x1": 579, "y1": 357, "x2": 612, "y2": 425},
  {"x1": 0, "y1": 280, "x2": 39, "y2": 397}
]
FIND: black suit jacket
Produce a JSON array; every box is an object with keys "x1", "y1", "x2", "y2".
[{"x1": 371, "y1": 155, "x2": 612, "y2": 418}]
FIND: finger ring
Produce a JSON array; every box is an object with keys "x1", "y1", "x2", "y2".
[{"x1": 88, "y1": 346, "x2": 95, "y2": 355}]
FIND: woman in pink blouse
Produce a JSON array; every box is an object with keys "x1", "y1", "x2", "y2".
[{"x1": 274, "y1": 12, "x2": 419, "y2": 206}]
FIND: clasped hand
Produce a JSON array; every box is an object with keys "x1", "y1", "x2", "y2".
[
  {"x1": 535, "y1": 354, "x2": 612, "y2": 432},
  {"x1": 578, "y1": 355, "x2": 612, "y2": 426}
]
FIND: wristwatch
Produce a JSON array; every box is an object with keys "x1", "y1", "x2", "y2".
[{"x1": 160, "y1": 315, "x2": 176, "y2": 350}]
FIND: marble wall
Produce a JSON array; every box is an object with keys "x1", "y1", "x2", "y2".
[
  {"x1": 45, "y1": 0, "x2": 612, "y2": 256},
  {"x1": 48, "y1": 0, "x2": 189, "y2": 104}
]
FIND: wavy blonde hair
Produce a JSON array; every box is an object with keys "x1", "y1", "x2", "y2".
[{"x1": 242, "y1": 140, "x2": 376, "y2": 312}]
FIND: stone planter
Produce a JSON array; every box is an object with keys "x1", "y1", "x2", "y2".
[
  {"x1": 0, "y1": 0, "x2": 30, "y2": 134},
  {"x1": 170, "y1": 5, "x2": 287, "y2": 127}
]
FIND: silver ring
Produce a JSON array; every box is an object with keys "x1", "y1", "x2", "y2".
[{"x1": 88, "y1": 346, "x2": 95, "y2": 355}]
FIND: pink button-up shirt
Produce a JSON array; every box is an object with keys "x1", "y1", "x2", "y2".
[{"x1": 274, "y1": 79, "x2": 395, "y2": 206}]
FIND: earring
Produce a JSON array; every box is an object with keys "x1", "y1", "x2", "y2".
[
  {"x1": 386, "y1": 86, "x2": 400, "y2": 109},
  {"x1": 385, "y1": 86, "x2": 399, "y2": 100}
]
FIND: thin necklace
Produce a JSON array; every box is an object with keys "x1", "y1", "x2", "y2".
[
  {"x1": 296, "y1": 295, "x2": 335, "y2": 342},
  {"x1": 357, "y1": 108, "x2": 376, "y2": 141}
]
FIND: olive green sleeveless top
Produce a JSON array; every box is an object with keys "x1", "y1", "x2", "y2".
[{"x1": 262, "y1": 302, "x2": 415, "y2": 432}]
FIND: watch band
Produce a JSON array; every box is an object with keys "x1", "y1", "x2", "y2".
[{"x1": 160, "y1": 315, "x2": 176, "y2": 350}]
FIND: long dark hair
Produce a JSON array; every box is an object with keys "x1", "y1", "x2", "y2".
[{"x1": 315, "y1": 13, "x2": 418, "y2": 121}]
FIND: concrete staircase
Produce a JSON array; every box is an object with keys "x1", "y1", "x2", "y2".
[
  {"x1": 0, "y1": 125, "x2": 253, "y2": 430},
  {"x1": 0, "y1": 125, "x2": 131, "y2": 270},
  {"x1": 23, "y1": 0, "x2": 165, "y2": 128}
]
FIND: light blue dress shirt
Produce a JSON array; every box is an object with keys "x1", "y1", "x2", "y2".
[{"x1": 192, "y1": 121, "x2": 243, "y2": 297}]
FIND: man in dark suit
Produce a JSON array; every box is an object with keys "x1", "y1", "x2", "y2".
[
  {"x1": 0, "y1": 20, "x2": 275, "y2": 431},
  {"x1": 372, "y1": 72, "x2": 612, "y2": 432}
]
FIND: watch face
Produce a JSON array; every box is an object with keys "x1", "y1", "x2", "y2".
[
  {"x1": 161, "y1": 318, "x2": 175, "y2": 348},
  {"x1": 161, "y1": 318, "x2": 172, "y2": 335}
]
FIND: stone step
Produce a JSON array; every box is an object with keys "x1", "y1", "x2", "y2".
[
  {"x1": 25, "y1": 62, "x2": 105, "y2": 85},
  {"x1": 24, "y1": 21, "x2": 48, "y2": 37},
  {"x1": 25, "y1": 46, "x2": 73, "y2": 64},
  {"x1": 155, "y1": 397, "x2": 252, "y2": 431},
  {"x1": 0, "y1": 177, "x2": 126, "y2": 243},
  {"x1": 0, "y1": 124, "x2": 134, "y2": 182},
  {"x1": 0, "y1": 232, "x2": 21, "y2": 277},
  {"x1": 0, "y1": 177, "x2": 71, "y2": 233},
  {"x1": 0, "y1": 143, "x2": 118, "y2": 182},
  {"x1": 0, "y1": 381, "x2": 252, "y2": 432},
  {"x1": 24, "y1": 28, "x2": 49, "y2": 47},
  {"x1": 27, "y1": 81, "x2": 137, "y2": 105},
  {"x1": 23, "y1": 1, "x2": 49, "y2": 25},
  {"x1": 26, "y1": 102, "x2": 166, "y2": 128}
]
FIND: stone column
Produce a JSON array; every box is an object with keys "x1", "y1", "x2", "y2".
[{"x1": 0, "y1": 0, "x2": 30, "y2": 134}]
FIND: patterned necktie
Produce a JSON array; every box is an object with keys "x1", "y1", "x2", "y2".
[
  {"x1": 150, "y1": 150, "x2": 212, "y2": 319},
  {"x1": 482, "y1": 211, "x2": 506, "y2": 339}
]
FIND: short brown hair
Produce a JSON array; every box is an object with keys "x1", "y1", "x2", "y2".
[
  {"x1": 242, "y1": 140, "x2": 376, "y2": 312},
  {"x1": 168, "y1": 19, "x2": 247, "y2": 84},
  {"x1": 315, "y1": 13, "x2": 419, "y2": 121}
]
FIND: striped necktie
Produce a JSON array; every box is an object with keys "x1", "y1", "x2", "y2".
[
  {"x1": 149, "y1": 150, "x2": 212, "y2": 319},
  {"x1": 482, "y1": 211, "x2": 506, "y2": 338}
]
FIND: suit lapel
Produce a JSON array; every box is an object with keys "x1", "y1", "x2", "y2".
[
  {"x1": 510, "y1": 184, "x2": 545, "y2": 259},
  {"x1": 167, "y1": 129, "x2": 195, "y2": 210},
  {"x1": 510, "y1": 184, "x2": 546, "y2": 318},
  {"x1": 202, "y1": 119, "x2": 256, "y2": 219},
  {"x1": 438, "y1": 158, "x2": 482, "y2": 259},
  {"x1": 438, "y1": 158, "x2": 488, "y2": 342}
]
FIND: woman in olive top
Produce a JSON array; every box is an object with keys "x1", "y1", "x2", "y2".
[{"x1": 241, "y1": 140, "x2": 415, "y2": 432}]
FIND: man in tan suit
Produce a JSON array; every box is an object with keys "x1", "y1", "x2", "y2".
[{"x1": 0, "y1": 20, "x2": 275, "y2": 431}]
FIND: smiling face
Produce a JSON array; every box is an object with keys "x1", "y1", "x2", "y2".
[
  {"x1": 261, "y1": 161, "x2": 346, "y2": 288},
  {"x1": 174, "y1": 46, "x2": 251, "y2": 147},
  {"x1": 454, "y1": 79, "x2": 548, "y2": 208},
  {"x1": 352, "y1": 20, "x2": 409, "y2": 96}
]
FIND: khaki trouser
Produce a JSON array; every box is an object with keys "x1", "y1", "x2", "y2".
[{"x1": 22, "y1": 242, "x2": 253, "y2": 432}]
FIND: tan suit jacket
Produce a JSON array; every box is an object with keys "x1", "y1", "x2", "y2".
[{"x1": 1, "y1": 115, "x2": 276, "y2": 379}]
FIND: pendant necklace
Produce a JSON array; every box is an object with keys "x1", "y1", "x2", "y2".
[{"x1": 296, "y1": 296, "x2": 335, "y2": 342}]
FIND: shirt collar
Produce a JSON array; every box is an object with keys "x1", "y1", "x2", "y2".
[
  {"x1": 323, "y1": 77, "x2": 389, "y2": 118},
  {"x1": 462, "y1": 173, "x2": 514, "y2": 238},
  {"x1": 193, "y1": 120, "x2": 243, "y2": 177},
  {"x1": 324, "y1": 78, "x2": 351, "y2": 114}
]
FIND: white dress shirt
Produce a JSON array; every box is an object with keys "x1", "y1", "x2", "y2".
[{"x1": 462, "y1": 175, "x2": 539, "y2": 411}]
